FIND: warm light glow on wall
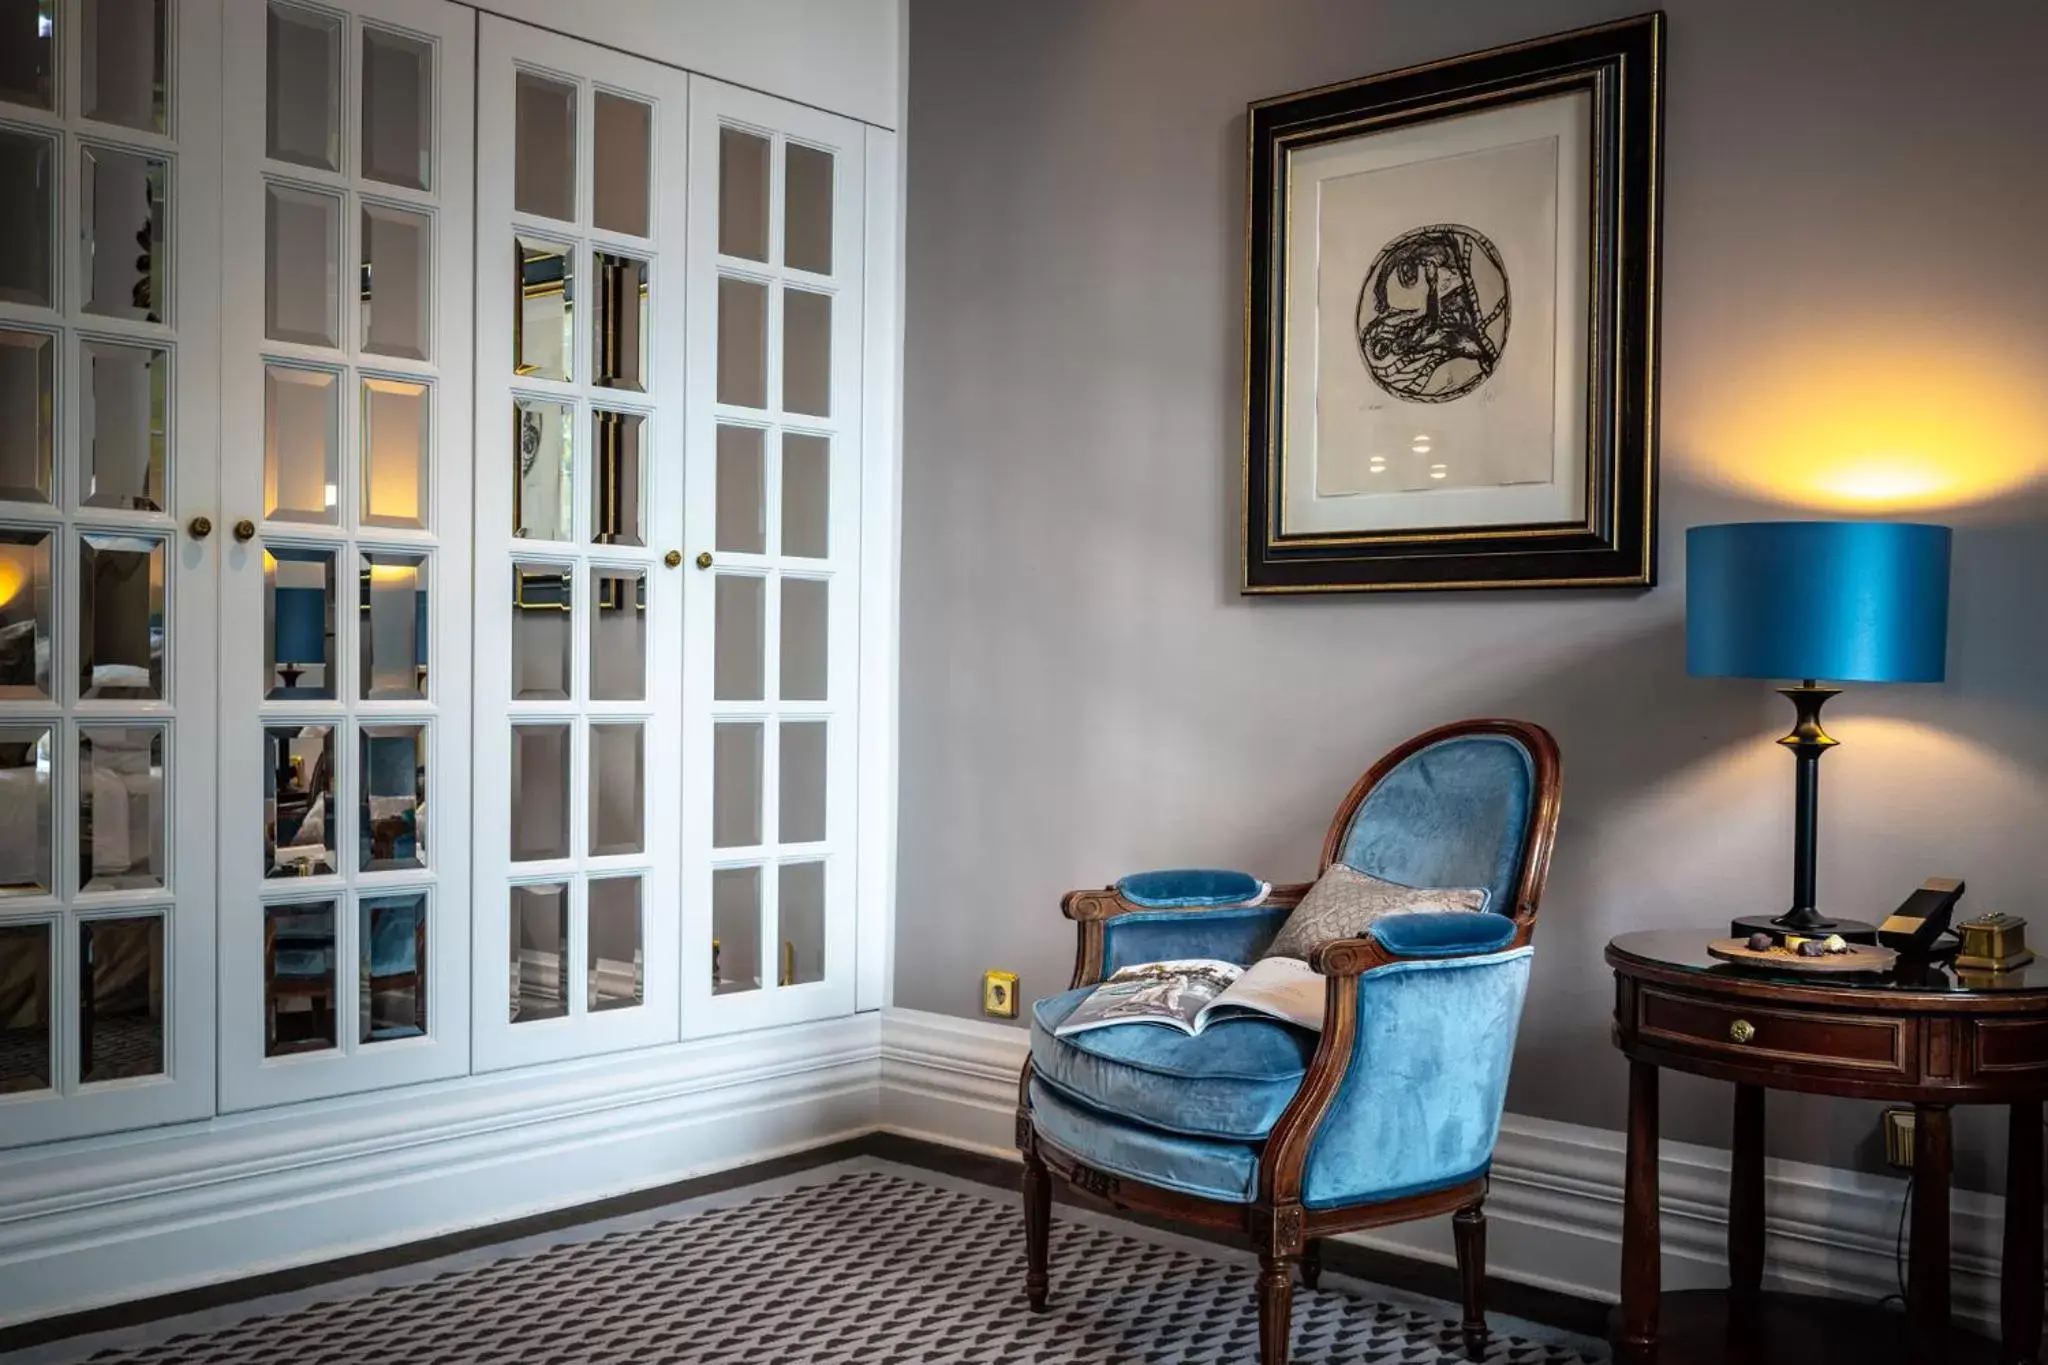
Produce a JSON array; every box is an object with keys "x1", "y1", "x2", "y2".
[{"x1": 0, "y1": 556, "x2": 26, "y2": 609}]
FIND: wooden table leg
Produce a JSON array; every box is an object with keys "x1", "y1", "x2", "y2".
[
  {"x1": 2005, "y1": 1099, "x2": 2044, "y2": 1365},
  {"x1": 1912, "y1": 1103, "x2": 1953, "y2": 1358},
  {"x1": 1729, "y1": 1083, "x2": 1765, "y2": 1303},
  {"x1": 1620, "y1": 1059, "x2": 1661, "y2": 1361}
]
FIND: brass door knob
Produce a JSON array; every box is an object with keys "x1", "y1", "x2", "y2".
[
  {"x1": 663, "y1": 549, "x2": 683, "y2": 568},
  {"x1": 187, "y1": 515, "x2": 213, "y2": 539},
  {"x1": 695, "y1": 551, "x2": 713, "y2": 570},
  {"x1": 233, "y1": 518, "x2": 257, "y2": 542},
  {"x1": 1728, "y1": 1019, "x2": 1755, "y2": 1044}
]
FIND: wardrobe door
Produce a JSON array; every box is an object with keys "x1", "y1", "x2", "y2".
[
  {"x1": 471, "y1": 16, "x2": 685, "y2": 1071},
  {"x1": 0, "y1": 0, "x2": 221, "y2": 1147},
  {"x1": 217, "y1": 0, "x2": 473, "y2": 1110},
  {"x1": 680, "y1": 78, "x2": 864, "y2": 1036}
]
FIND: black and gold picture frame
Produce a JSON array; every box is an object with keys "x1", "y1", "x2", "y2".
[{"x1": 1243, "y1": 14, "x2": 1663, "y2": 593}]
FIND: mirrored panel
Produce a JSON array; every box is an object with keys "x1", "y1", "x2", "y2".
[
  {"x1": 715, "y1": 425, "x2": 764, "y2": 554},
  {"x1": 592, "y1": 92, "x2": 650, "y2": 237},
  {"x1": 712, "y1": 722, "x2": 761, "y2": 849},
  {"x1": 361, "y1": 202, "x2": 431, "y2": 360},
  {"x1": 79, "y1": 532, "x2": 164, "y2": 699},
  {"x1": 0, "y1": 129, "x2": 53, "y2": 307},
  {"x1": 592, "y1": 252, "x2": 647, "y2": 392},
  {"x1": 79, "y1": 725, "x2": 164, "y2": 891},
  {"x1": 359, "y1": 550, "x2": 426, "y2": 700},
  {"x1": 510, "y1": 562, "x2": 571, "y2": 700},
  {"x1": 508, "y1": 881, "x2": 567, "y2": 1022},
  {"x1": 590, "y1": 410, "x2": 644, "y2": 548},
  {"x1": 588, "y1": 722, "x2": 643, "y2": 856},
  {"x1": 509, "y1": 724, "x2": 569, "y2": 861},
  {"x1": 782, "y1": 288, "x2": 831, "y2": 417},
  {"x1": 0, "y1": 329, "x2": 52, "y2": 503},
  {"x1": 359, "y1": 723, "x2": 426, "y2": 872},
  {"x1": 0, "y1": 0, "x2": 55, "y2": 112},
  {"x1": 588, "y1": 875, "x2": 642, "y2": 1012},
  {"x1": 361, "y1": 377, "x2": 428, "y2": 529},
  {"x1": 779, "y1": 720, "x2": 826, "y2": 845},
  {"x1": 361, "y1": 26, "x2": 432, "y2": 191},
  {"x1": 716, "y1": 277, "x2": 767, "y2": 409},
  {"x1": 784, "y1": 143, "x2": 833, "y2": 276},
  {"x1": 360, "y1": 893, "x2": 426, "y2": 1042},
  {"x1": 781, "y1": 433, "x2": 830, "y2": 559},
  {"x1": 589, "y1": 567, "x2": 644, "y2": 702},
  {"x1": 79, "y1": 914, "x2": 163, "y2": 1081},
  {"x1": 84, "y1": 341, "x2": 168, "y2": 510},
  {"x1": 718, "y1": 127, "x2": 768, "y2": 263},
  {"x1": 262, "y1": 364, "x2": 336, "y2": 524},
  {"x1": 514, "y1": 238, "x2": 572, "y2": 381},
  {"x1": 778, "y1": 861, "x2": 826, "y2": 986},
  {"x1": 0, "y1": 726, "x2": 52, "y2": 895},
  {"x1": 0, "y1": 528, "x2": 51, "y2": 699},
  {"x1": 84, "y1": 0, "x2": 167, "y2": 133},
  {"x1": 714, "y1": 574, "x2": 763, "y2": 701},
  {"x1": 0, "y1": 920, "x2": 50, "y2": 1093},
  {"x1": 780, "y1": 577, "x2": 828, "y2": 701},
  {"x1": 264, "y1": 899, "x2": 336, "y2": 1055},
  {"x1": 711, "y1": 865, "x2": 759, "y2": 995},
  {"x1": 81, "y1": 143, "x2": 166, "y2": 323},
  {"x1": 266, "y1": 1, "x2": 340, "y2": 171},
  {"x1": 513, "y1": 69, "x2": 575, "y2": 221},
  {"x1": 265, "y1": 723, "x2": 335, "y2": 877},
  {"x1": 512, "y1": 396, "x2": 572, "y2": 540},
  {"x1": 265, "y1": 181, "x2": 341, "y2": 348},
  {"x1": 263, "y1": 546, "x2": 335, "y2": 699}
]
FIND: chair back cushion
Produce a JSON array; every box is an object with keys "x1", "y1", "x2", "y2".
[
  {"x1": 1335, "y1": 732, "x2": 1535, "y2": 916},
  {"x1": 1261, "y1": 864, "x2": 1486, "y2": 961}
]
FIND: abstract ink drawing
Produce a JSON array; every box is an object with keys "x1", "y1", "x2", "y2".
[{"x1": 1355, "y1": 223, "x2": 1509, "y2": 404}]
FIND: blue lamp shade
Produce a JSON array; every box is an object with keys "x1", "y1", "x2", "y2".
[
  {"x1": 273, "y1": 587, "x2": 329, "y2": 664},
  {"x1": 1687, "y1": 522, "x2": 1951, "y2": 683}
]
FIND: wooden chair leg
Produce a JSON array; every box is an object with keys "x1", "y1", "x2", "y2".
[
  {"x1": 1022, "y1": 1149, "x2": 1051, "y2": 1311},
  {"x1": 1257, "y1": 1253, "x2": 1295, "y2": 1365},
  {"x1": 1453, "y1": 1203, "x2": 1488, "y2": 1359},
  {"x1": 1299, "y1": 1237, "x2": 1323, "y2": 1290}
]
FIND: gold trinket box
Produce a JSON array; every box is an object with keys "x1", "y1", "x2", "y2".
[{"x1": 1955, "y1": 912, "x2": 2033, "y2": 972}]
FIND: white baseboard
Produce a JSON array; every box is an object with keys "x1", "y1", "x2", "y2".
[{"x1": 877, "y1": 1007, "x2": 2015, "y2": 1332}]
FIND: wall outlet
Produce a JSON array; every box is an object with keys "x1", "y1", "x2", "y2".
[
  {"x1": 982, "y1": 970, "x2": 1019, "y2": 1019},
  {"x1": 1882, "y1": 1107, "x2": 1915, "y2": 1170}
]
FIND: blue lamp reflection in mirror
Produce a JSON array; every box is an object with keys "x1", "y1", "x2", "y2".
[
  {"x1": 266, "y1": 548, "x2": 336, "y2": 699},
  {"x1": 1687, "y1": 521, "x2": 1951, "y2": 942}
]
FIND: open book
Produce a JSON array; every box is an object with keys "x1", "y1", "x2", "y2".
[{"x1": 1053, "y1": 958, "x2": 1324, "y2": 1038}]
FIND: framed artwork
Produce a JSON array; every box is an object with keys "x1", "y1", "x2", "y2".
[{"x1": 1242, "y1": 13, "x2": 1664, "y2": 593}]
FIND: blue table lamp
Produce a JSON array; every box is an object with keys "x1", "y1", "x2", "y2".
[{"x1": 1687, "y1": 522, "x2": 1951, "y2": 942}]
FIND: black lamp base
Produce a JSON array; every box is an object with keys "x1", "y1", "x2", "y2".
[{"x1": 1730, "y1": 913, "x2": 1879, "y2": 946}]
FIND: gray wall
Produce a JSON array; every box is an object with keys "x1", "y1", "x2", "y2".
[{"x1": 896, "y1": 0, "x2": 2048, "y2": 1190}]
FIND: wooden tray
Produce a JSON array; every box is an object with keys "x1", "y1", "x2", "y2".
[{"x1": 1706, "y1": 938, "x2": 1898, "y2": 975}]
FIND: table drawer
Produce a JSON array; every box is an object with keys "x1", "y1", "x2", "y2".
[{"x1": 1637, "y1": 987, "x2": 1909, "y2": 1074}]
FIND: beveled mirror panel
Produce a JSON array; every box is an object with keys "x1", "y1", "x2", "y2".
[
  {"x1": 361, "y1": 202, "x2": 432, "y2": 360},
  {"x1": 712, "y1": 721, "x2": 761, "y2": 849},
  {"x1": 784, "y1": 143, "x2": 833, "y2": 276},
  {"x1": 262, "y1": 364, "x2": 337, "y2": 524},
  {"x1": 0, "y1": 129, "x2": 54, "y2": 307},
  {"x1": 514, "y1": 238, "x2": 572, "y2": 381},
  {"x1": 83, "y1": 0, "x2": 167, "y2": 133},
  {"x1": 713, "y1": 573, "x2": 763, "y2": 701},
  {"x1": 592, "y1": 92, "x2": 651, "y2": 237},
  {"x1": 778, "y1": 860, "x2": 826, "y2": 986},
  {"x1": 359, "y1": 550, "x2": 427, "y2": 700},
  {"x1": 512, "y1": 396, "x2": 572, "y2": 540},
  {"x1": 778, "y1": 720, "x2": 826, "y2": 844},
  {"x1": 510, "y1": 562, "x2": 571, "y2": 699},
  {"x1": 590, "y1": 410, "x2": 643, "y2": 547},
  {"x1": 263, "y1": 899, "x2": 337, "y2": 1055},
  {"x1": 591, "y1": 252, "x2": 647, "y2": 393},
  {"x1": 264, "y1": 546, "x2": 336, "y2": 699},
  {"x1": 79, "y1": 533, "x2": 164, "y2": 700},
  {"x1": 266, "y1": 1, "x2": 340, "y2": 171},
  {"x1": 361, "y1": 377, "x2": 428, "y2": 529},
  {"x1": 716, "y1": 277, "x2": 767, "y2": 409},
  {"x1": 509, "y1": 724, "x2": 569, "y2": 861},
  {"x1": 711, "y1": 865, "x2": 759, "y2": 994},
  {"x1": 588, "y1": 722, "x2": 643, "y2": 856},
  {"x1": 82, "y1": 143, "x2": 167, "y2": 322},
  {"x1": 588, "y1": 875, "x2": 642, "y2": 1011},
  {"x1": 718, "y1": 126, "x2": 769, "y2": 263},
  {"x1": 780, "y1": 576, "x2": 828, "y2": 701},
  {"x1": 0, "y1": 726, "x2": 52, "y2": 895},
  {"x1": 0, "y1": 330, "x2": 53, "y2": 504},
  {"x1": 265, "y1": 181, "x2": 341, "y2": 348},
  {"x1": 79, "y1": 914, "x2": 164, "y2": 1081},
  {"x1": 361, "y1": 26, "x2": 432, "y2": 191},
  {"x1": 589, "y1": 567, "x2": 644, "y2": 702},
  {"x1": 79, "y1": 725, "x2": 165, "y2": 890},
  {"x1": 360, "y1": 893, "x2": 426, "y2": 1041},
  {"x1": 84, "y1": 342, "x2": 168, "y2": 511},
  {"x1": 508, "y1": 881, "x2": 567, "y2": 1022},
  {"x1": 0, "y1": 921, "x2": 50, "y2": 1093},
  {"x1": 715, "y1": 424, "x2": 764, "y2": 554},
  {"x1": 0, "y1": 528, "x2": 51, "y2": 699},
  {"x1": 782, "y1": 288, "x2": 831, "y2": 417},
  {"x1": 359, "y1": 723, "x2": 426, "y2": 871},
  {"x1": 0, "y1": 0, "x2": 55, "y2": 112},
  {"x1": 513, "y1": 69, "x2": 575, "y2": 221},
  {"x1": 781, "y1": 433, "x2": 829, "y2": 559},
  {"x1": 265, "y1": 723, "x2": 335, "y2": 877}
]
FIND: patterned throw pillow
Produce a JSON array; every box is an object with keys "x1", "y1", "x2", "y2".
[{"x1": 1261, "y1": 864, "x2": 1489, "y2": 961}]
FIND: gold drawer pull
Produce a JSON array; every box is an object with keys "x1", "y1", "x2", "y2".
[{"x1": 1729, "y1": 1019, "x2": 1756, "y2": 1044}]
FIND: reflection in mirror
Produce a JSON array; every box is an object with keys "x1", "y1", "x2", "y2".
[
  {"x1": 718, "y1": 127, "x2": 769, "y2": 262},
  {"x1": 361, "y1": 26, "x2": 432, "y2": 190},
  {"x1": 509, "y1": 725, "x2": 570, "y2": 861},
  {"x1": 263, "y1": 364, "x2": 337, "y2": 523},
  {"x1": 591, "y1": 410, "x2": 644, "y2": 547},
  {"x1": 0, "y1": 727, "x2": 51, "y2": 895},
  {"x1": 782, "y1": 288, "x2": 831, "y2": 417},
  {"x1": 266, "y1": 181, "x2": 341, "y2": 347},
  {"x1": 79, "y1": 915, "x2": 164, "y2": 1081},
  {"x1": 265, "y1": 724, "x2": 335, "y2": 877},
  {"x1": 784, "y1": 143, "x2": 834, "y2": 275},
  {"x1": 512, "y1": 396, "x2": 572, "y2": 539},
  {"x1": 592, "y1": 253, "x2": 648, "y2": 392},
  {"x1": 263, "y1": 546, "x2": 335, "y2": 699},
  {"x1": 0, "y1": 921, "x2": 50, "y2": 1093},
  {"x1": 266, "y1": 1, "x2": 340, "y2": 171},
  {"x1": 588, "y1": 876, "x2": 643, "y2": 1011},
  {"x1": 84, "y1": 0, "x2": 167, "y2": 133},
  {"x1": 589, "y1": 567, "x2": 645, "y2": 701},
  {"x1": 714, "y1": 574, "x2": 764, "y2": 701},
  {"x1": 0, "y1": 330, "x2": 52, "y2": 504},
  {"x1": 360, "y1": 202, "x2": 431, "y2": 360},
  {"x1": 264, "y1": 899, "x2": 336, "y2": 1055},
  {"x1": 359, "y1": 550, "x2": 427, "y2": 700},
  {"x1": 513, "y1": 238, "x2": 572, "y2": 381},
  {"x1": 781, "y1": 576, "x2": 828, "y2": 700},
  {"x1": 514, "y1": 69, "x2": 575, "y2": 221},
  {"x1": 358, "y1": 723, "x2": 426, "y2": 872},
  {"x1": 716, "y1": 277, "x2": 767, "y2": 409},
  {"x1": 592, "y1": 92, "x2": 651, "y2": 237},
  {"x1": 84, "y1": 342, "x2": 168, "y2": 510},
  {"x1": 712, "y1": 865, "x2": 759, "y2": 994},
  {"x1": 0, "y1": 0, "x2": 54, "y2": 111},
  {"x1": 511, "y1": 563, "x2": 572, "y2": 699},
  {"x1": 781, "y1": 433, "x2": 830, "y2": 558},
  {"x1": 79, "y1": 726, "x2": 165, "y2": 890},
  {"x1": 779, "y1": 720, "x2": 826, "y2": 844},
  {"x1": 361, "y1": 377, "x2": 428, "y2": 529},
  {"x1": 509, "y1": 882, "x2": 567, "y2": 1022},
  {"x1": 0, "y1": 129, "x2": 53, "y2": 307},
  {"x1": 82, "y1": 143, "x2": 166, "y2": 322},
  {"x1": 79, "y1": 533, "x2": 164, "y2": 700},
  {"x1": 360, "y1": 893, "x2": 426, "y2": 1041},
  {"x1": 0, "y1": 528, "x2": 51, "y2": 699},
  {"x1": 589, "y1": 722, "x2": 643, "y2": 856},
  {"x1": 715, "y1": 425, "x2": 764, "y2": 554},
  {"x1": 779, "y1": 861, "x2": 826, "y2": 986},
  {"x1": 712, "y1": 722, "x2": 761, "y2": 849}
]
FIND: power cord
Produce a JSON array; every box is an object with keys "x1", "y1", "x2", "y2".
[{"x1": 1878, "y1": 1175, "x2": 1913, "y2": 1311}]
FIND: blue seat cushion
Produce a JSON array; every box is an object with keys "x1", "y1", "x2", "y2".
[
  {"x1": 1029, "y1": 987, "x2": 1314, "y2": 1141},
  {"x1": 1030, "y1": 1076, "x2": 1260, "y2": 1203}
]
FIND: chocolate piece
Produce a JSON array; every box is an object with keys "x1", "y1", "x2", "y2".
[
  {"x1": 1747, "y1": 932, "x2": 1774, "y2": 952},
  {"x1": 1797, "y1": 940, "x2": 1826, "y2": 957},
  {"x1": 1822, "y1": 934, "x2": 1848, "y2": 954}
]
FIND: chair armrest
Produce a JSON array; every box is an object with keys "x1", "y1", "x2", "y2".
[
  {"x1": 1306, "y1": 914, "x2": 1529, "y2": 977},
  {"x1": 1059, "y1": 879, "x2": 1310, "y2": 988}
]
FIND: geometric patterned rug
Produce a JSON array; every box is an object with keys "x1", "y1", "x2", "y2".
[{"x1": 34, "y1": 1166, "x2": 1607, "y2": 1364}]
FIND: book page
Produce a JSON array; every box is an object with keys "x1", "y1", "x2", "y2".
[{"x1": 1197, "y1": 956, "x2": 1325, "y2": 1032}]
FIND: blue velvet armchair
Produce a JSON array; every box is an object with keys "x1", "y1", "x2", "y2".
[{"x1": 1017, "y1": 719, "x2": 1562, "y2": 1364}]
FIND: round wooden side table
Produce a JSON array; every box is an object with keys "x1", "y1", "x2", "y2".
[{"x1": 1608, "y1": 929, "x2": 2048, "y2": 1365}]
